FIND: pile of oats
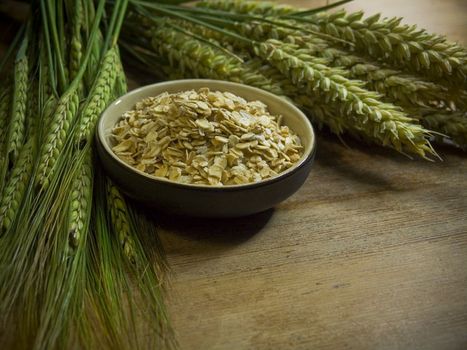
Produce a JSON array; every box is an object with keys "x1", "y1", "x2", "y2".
[{"x1": 111, "y1": 88, "x2": 303, "y2": 186}]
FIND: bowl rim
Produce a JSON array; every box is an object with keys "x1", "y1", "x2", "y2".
[{"x1": 97, "y1": 79, "x2": 316, "y2": 191}]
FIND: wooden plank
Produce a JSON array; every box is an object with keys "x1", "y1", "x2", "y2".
[
  {"x1": 158, "y1": 1, "x2": 467, "y2": 349},
  {"x1": 160, "y1": 135, "x2": 467, "y2": 349}
]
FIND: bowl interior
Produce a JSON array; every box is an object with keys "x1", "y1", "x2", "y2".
[{"x1": 98, "y1": 79, "x2": 315, "y2": 188}]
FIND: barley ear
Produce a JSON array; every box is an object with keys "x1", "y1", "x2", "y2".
[
  {"x1": 197, "y1": 0, "x2": 295, "y2": 16},
  {"x1": 0, "y1": 87, "x2": 12, "y2": 137},
  {"x1": 67, "y1": 147, "x2": 93, "y2": 253},
  {"x1": 75, "y1": 47, "x2": 118, "y2": 147},
  {"x1": 6, "y1": 37, "x2": 29, "y2": 166},
  {"x1": 35, "y1": 89, "x2": 79, "y2": 189},
  {"x1": 69, "y1": 0, "x2": 84, "y2": 81},
  {"x1": 0, "y1": 137, "x2": 35, "y2": 233},
  {"x1": 411, "y1": 109, "x2": 467, "y2": 149},
  {"x1": 308, "y1": 9, "x2": 467, "y2": 86},
  {"x1": 256, "y1": 39, "x2": 436, "y2": 158},
  {"x1": 106, "y1": 181, "x2": 137, "y2": 264}
]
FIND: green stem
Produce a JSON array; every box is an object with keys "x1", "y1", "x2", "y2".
[
  {"x1": 111, "y1": 0, "x2": 129, "y2": 47},
  {"x1": 103, "y1": 0, "x2": 123, "y2": 53},
  {"x1": 132, "y1": 1, "x2": 251, "y2": 44},
  {"x1": 44, "y1": 0, "x2": 67, "y2": 93},
  {"x1": 284, "y1": 0, "x2": 353, "y2": 17},
  {"x1": 167, "y1": 20, "x2": 244, "y2": 61},
  {"x1": 0, "y1": 25, "x2": 25, "y2": 76},
  {"x1": 40, "y1": 1, "x2": 58, "y2": 96},
  {"x1": 65, "y1": 0, "x2": 106, "y2": 93},
  {"x1": 135, "y1": 1, "x2": 353, "y2": 46},
  {"x1": 57, "y1": 0, "x2": 67, "y2": 68}
]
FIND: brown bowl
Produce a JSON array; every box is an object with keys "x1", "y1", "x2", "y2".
[{"x1": 96, "y1": 79, "x2": 316, "y2": 218}]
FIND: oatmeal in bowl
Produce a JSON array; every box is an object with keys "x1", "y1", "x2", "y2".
[{"x1": 111, "y1": 88, "x2": 303, "y2": 186}]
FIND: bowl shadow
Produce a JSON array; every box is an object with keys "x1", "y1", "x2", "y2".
[{"x1": 134, "y1": 202, "x2": 274, "y2": 247}]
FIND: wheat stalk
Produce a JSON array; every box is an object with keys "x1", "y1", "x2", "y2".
[
  {"x1": 287, "y1": 36, "x2": 462, "y2": 108},
  {"x1": 84, "y1": 31, "x2": 104, "y2": 91},
  {"x1": 106, "y1": 181, "x2": 136, "y2": 264},
  {"x1": 256, "y1": 39, "x2": 437, "y2": 158},
  {"x1": 25, "y1": 80, "x2": 39, "y2": 141},
  {"x1": 137, "y1": 22, "x2": 438, "y2": 157},
  {"x1": 0, "y1": 138, "x2": 35, "y2": 233},
  {"x1": 423, "y1": 112, "x2": 467, "y2": 148},
  {"x1": 201, "y1": 0, "x2": 467, "y2": 86},
  {"x1": 0, "y1": 87, "x2": 12, "y2": 149},
  {"x1": 150, "y1": 25, "x2": 286, "y2": 96},
  {"x1": 69, "y1": 0, "x2": 84, "y2": 81},
  {"x1": 310, "y1": 10, "x2": 467, "y2": 84},
  {"x1": 75, "y1": 47, "x2": 118, "y2": 146},
  {"x1": 5, "y1": 37, "x2": 29, "y2": 166},
  {"x1": 35, "y1": 89, "x2": 80, "y2": 189},
  {"x1": 231, "y1": 20, "x2": 464, "y2": 109},
  {"x1": 406, "y1": 107, "x2": 467, "y2": 148},
  {"x1": 67, "y1": 148, "x2": 93, "y2": 252},
  {"x1": 114, "y1": 46, "x2": 127, "y2": 97},
  {"x1": 198, "y1": 0, "x2": 295, "y2": 16}
]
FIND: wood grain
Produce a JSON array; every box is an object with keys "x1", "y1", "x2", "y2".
[{"x1": 157, "y1": 1, "x2": 467, "y2": 349}]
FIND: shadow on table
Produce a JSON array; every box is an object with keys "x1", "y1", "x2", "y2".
[
  {"x1": 141, "y1": 205, "x2": 274, "y2": 246},
  {"x1": 314, "y1": 133, "x2": 401, "y2": 189},
  {"x1": 313, "y1": 130, "x2": 465, "y2": 189},
  {"x1": 316, "y1": 129, "x2": 465, "y2": 163}
]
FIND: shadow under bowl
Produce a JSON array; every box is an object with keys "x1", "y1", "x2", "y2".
[{"x1": 96, "y1": 79, "x2": 316, "y2": 218}]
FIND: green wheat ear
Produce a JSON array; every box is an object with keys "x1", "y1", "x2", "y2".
[
  {"x1": 198, "y1": 0, "x2": 295, "y2": 16},
  {"x1": 6, "y1": 36, "x2": 29, "y2": 167},
  {"x1": 234, "y1": 20, "x2": 463, "y2": 109},
  {"x1": 75, "y1": 47, "x2": 119, "y2": 146},
  {"x1": 255, "y1": 39, "x2": 437, "y2": 158},
  {"x1": 201, "y1": 0, "x2": 467, "y2": 87},
  {"x1": 0, "y1": 138, "x2": 35, "y2": 233}
]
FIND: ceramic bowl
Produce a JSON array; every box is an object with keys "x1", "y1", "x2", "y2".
[{"x1": 96, "y1": 79, "x2": 316, "y2": 218}]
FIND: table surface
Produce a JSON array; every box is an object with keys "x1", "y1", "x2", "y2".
[{"x1": 157, "y1": 1, "x2": 467, "y2": 349}]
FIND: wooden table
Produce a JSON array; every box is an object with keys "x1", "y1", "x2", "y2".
[{"x1": 158, "y1": 1, "x2": 467, "y2": 349}]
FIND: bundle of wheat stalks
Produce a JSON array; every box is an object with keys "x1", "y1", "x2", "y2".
[
  {"x1": 0, "y1": 0, "x2": 466, "y2": 348},
  {"x1": 0, "y1": 1, "x2": 173, "y2": 349},
  {"x1": 122, "y1": 0, "x2": 467, "y2": 158}
]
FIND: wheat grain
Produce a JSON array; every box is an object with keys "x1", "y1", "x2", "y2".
[
  {"x1": 38, "y1": 36, "x2": 54, "y2": 102},
  {"x1": 288, "y1": 37, "x2": 459, "y2": 108},
  {"x1": 348, "y1": 62, "x2": 457, "y2": 107}
]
